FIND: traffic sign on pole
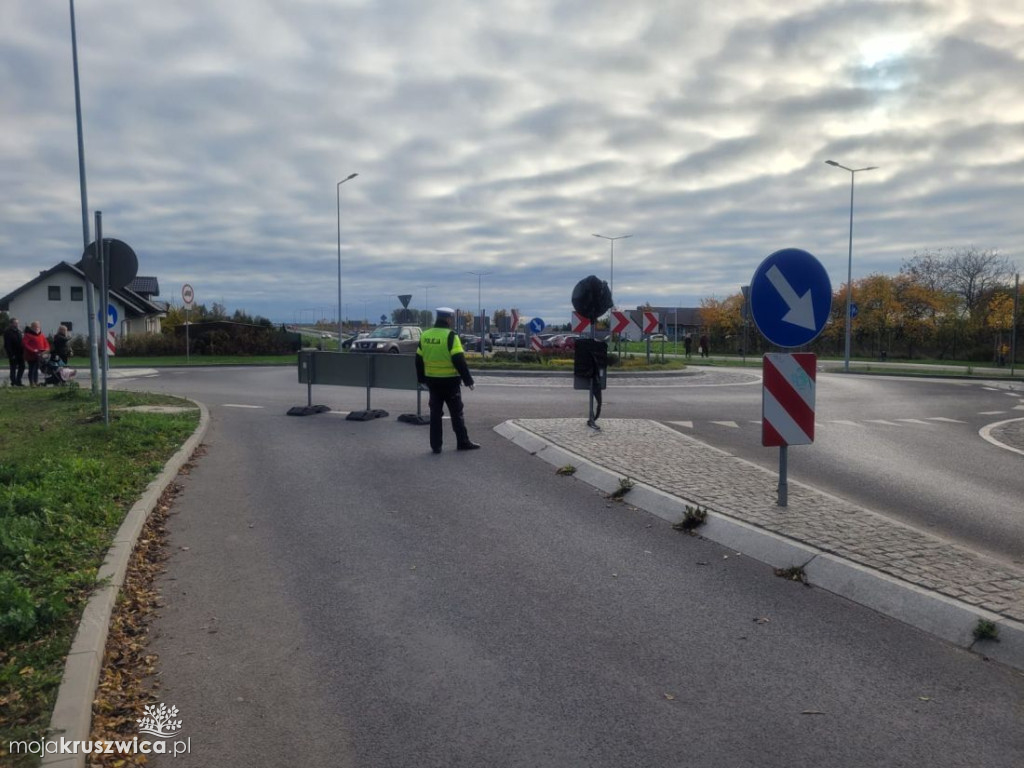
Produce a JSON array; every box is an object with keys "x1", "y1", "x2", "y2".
[
  {"x1": 762, "y1": 353, "x2": 816, "y2": 447},
  {"x1": 749, "y1": 248, "x2": 832, "y2": 348},
  {"x1": 511, "y1": 309, "x2": 520, "y2": 331},
  {"x1": 529, "y1": 317, "x2": 545, "y2": 334},
  {"x1": 182, "y1": 283, "x2": 195, "y2": 308},
  {"x1": 643, "y1": 311, "x2": 660, "y2": 335},
  {"x1": 107, "y1": 330, "x2": 116, "y2": 357},
  {"x1": 530, "y1": 334, "x2": 543, "y2": 351},
  {"x1": 571, "y1": 312, "x2": 591, "y2": 334},
  {"x1": 610, "y1": 309, "x2": 639, "y2": 338}
]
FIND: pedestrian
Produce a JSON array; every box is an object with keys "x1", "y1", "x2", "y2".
[
  {"x1": 699, "y1": 333, "x2": 709, "y2": 359},
  {"x1": 4, "y1": 317, "x2": 25, "y2": 386},
  {"x1": 415, "y1": 307, "x2": 480, "y2": 454},
  {"x1": 22, "y1": 320, "x2": 50, "y2": 386},
  {"x1": 51, "y1": 324, "x2": 73, "y2": 364},
  {"x1": 683, "y1": 334, "x2": 692, "y2": 359}
]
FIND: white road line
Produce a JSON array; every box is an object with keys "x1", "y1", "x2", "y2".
[
  {"x1": 223, "y1": 404, "x2": 264, "y2": 409},
  {"x1": 979, "y1": 417, "x2": 1024, "y2": 457},
  {"x1": 710, "y1": 420, "x2": 739, "y2": 428},
  {"x1": 866, "y1": 419, "x2": 901, "y2": 426},
  {"x1": 896, "y1": 418, "x2": 930, "y2": 425},
  {"x1": 979, "y1": 411, "x2": 1006, "y2": 415},
  {"x1": 982, "y1": 387, "x2": 1000, "y2": 391},
  {"x1": 668, "y1": 420, "x2": 693, "y2": 429},
  {"x1": 926, "y1": 416, "x2": 966, "y2": 423},
  {"x1": 828, "y1": 420, "x2": 863, "y2": 427},
  {"x1": 1015, "y1": 404, "x2": 1024, "y2": 411}
]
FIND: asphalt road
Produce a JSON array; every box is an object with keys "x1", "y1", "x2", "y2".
[{"x1": 114, "y1": 365, "x2": 1024, "y2": 768}]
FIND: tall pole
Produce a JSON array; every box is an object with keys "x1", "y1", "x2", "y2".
[
  {"x1": 593, "y1": 233, "x2": 631, "y2": 306},
  {"x1": 337, "y1": 173, "x2": 358, "y2": 349},
  {"x1": 468, "y1": 271, "x2": 492, "y2": 356},
  {"x1": 423, "y1": 284, "x2": 436, "y2": 321},
  {"x1": 69, "y1": 0, "x2": 99, "y2": 393},
  {"x1": 1011, "y1": 273, "x2": 1019, "y2": 377},
  {"x1": 826, "y1": 161, "x2": 877, "y2": 372}
]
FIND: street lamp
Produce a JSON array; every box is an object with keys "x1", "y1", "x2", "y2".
[
  {"x1": 337, "y1": 172, "x2": 358, "y2": 348},
  {"x1": 825, "y1": 160, "x2": 877, "y2": 373},
  {"x1": 468, "y1": 271, "x2": 492, "y2": 356},
  {"x1": 592, "y1": 233, "x2": 631, "y2": 305},
  {"x1": 423, "y1": 284, "x2": 437, "y2": 319}
]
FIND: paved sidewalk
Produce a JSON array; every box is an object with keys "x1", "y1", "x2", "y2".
[{"x1": 496, "y1": 417, "x2": 1024, "y2": 670}]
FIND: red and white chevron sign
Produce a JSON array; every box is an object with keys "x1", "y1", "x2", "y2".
[
  {"x1": 762, "y1": 353, "x2": 816, "y2": 446},
  {"x1": 610, "y1": 310, "x2": 631, "y2": 334},
  {"x1": 510, "y1": 309, "x2": 520, "y2": 331},
  {"x1": 643, "y1": 311, "x2": 659, "y2": 334},
  {"x1": 571, "y1": 312, "x2": 591, "y2": 334}
]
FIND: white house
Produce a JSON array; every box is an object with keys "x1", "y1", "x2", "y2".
[{"x1": 0, "y1": 261, "x2": 165, "y2": 339}]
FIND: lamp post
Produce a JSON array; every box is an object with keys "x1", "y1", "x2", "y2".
[
  {"x1": 337, "y1": 173, "x2": 358, "y2": 348},
  {"x1": 592, "y1": 233, "x2": 631, "y2": 305},
  {"x1": 468, "y1": 271, "x2": 492, "y2": 356},
  {"x1": 423, "y1": 284, "x2": 437, "y2": 320},
  {"x1": 825, "y1": 160, "x2": 877, "y2": 372}
]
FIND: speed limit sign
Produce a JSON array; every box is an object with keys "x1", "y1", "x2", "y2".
[{"x1": 182, "y1": 283, "x2": 195, "y2": 308}]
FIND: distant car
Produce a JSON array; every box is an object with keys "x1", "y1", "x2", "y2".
[
  {"x1": 350, "y1": 325, "x2": 422, "y2": 354},
  {"x1": 459, "y1": 333, "x2": 493, "y2": 352},
  {"x1": 649, "y1": 333, "x2": 668, "y2": 342}
]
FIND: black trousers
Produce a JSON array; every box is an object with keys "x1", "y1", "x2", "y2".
[
  {"x1": 426, "y1": 377, "x2": 470, "y2": 451},
  {"x1": 26, "y1": 360, "x2": 40, "y2": 386},
  {"x1": 8, "y1": 356, "x2": 24, "y2": 385}
]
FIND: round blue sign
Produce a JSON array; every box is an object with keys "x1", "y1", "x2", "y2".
[
  {"x1": 749, "y1": 248, "x2": 832, "y2": 348},
  {"x1": 850, "y1": 302, "x2": 859, "y2": 319},
  {"x1": 529, "y1": 317, "x2": 545, "y2": 334},
  {"x1": 99, "y1": 304, "x2": 118, "y2": 329}
]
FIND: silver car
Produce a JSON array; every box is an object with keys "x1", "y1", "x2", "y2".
[{"x1": 350, "y1": 325, "x2": 422, "y2": 354}]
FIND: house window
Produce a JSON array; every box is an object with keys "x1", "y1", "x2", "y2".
[
  {"x1": 71, "y1": 286, "x2": 84, "y2": 301},
  {"x1": 48, "y1": 286, "x2": 61, "y2": 300}
]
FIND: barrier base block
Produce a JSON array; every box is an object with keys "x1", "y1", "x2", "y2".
[
  {"x1": 287, "y1": 405, "x2": 331, "y2": 416},
  {"x1": 398, "y1": 414, "x2": 430, "y2": 425},
  {"x1": 346, "y1": 409, "x2": 389, "y2": 421}
]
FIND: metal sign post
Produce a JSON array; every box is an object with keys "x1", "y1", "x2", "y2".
[
  {"x1": 182, "y1": 284, "x2": 194, "y2": 364},
  {"x1": 750, "y1": 250, "x2": 831, "y2": 507},
  {"x1": 94, "y1": 212, "x2": 109, "y2": 425}
]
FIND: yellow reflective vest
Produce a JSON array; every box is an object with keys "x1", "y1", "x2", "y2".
[{"x1": 417, "y1": 327, "x2": 463, "y2": 378}]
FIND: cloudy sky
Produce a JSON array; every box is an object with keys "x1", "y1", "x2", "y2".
[{"x1": 2, "y1": 0, "x2": 1022, "y2": 326}]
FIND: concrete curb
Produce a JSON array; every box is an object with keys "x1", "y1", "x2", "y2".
[
  {"x1": 494, "y1": 420, "x2": 1024, "y2": 672},
  {"x1": 40, "y1": 399, "x2": 210, "y2": 767}
]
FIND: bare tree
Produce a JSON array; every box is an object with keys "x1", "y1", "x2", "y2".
[{"x1": 902, "y1": 247, "x2": 1013, "y2": 319}]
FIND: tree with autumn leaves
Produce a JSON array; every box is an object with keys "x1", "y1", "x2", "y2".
[{"x1": 700, "y1": 247, "x2": 1020, "y2": 362}]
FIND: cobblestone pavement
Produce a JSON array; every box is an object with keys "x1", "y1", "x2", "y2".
[{"x1": 509, "y1": 417, "x2": 1024, "y2": 624}]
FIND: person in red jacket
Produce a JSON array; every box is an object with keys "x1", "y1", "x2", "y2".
[{"x1": 22, "y1": 320, "x2": 50, "y2": 386}]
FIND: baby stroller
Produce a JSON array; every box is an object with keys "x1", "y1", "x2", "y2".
[{"x1": 39, "y1": 351, "x2": 77, "y2": 386}]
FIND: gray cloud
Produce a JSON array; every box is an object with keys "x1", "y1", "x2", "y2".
[{"x1": 1, "y1": 0, "x2": 1022, "y2": 327}]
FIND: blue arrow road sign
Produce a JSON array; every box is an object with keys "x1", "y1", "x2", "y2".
[
  {"x1": 749, "y1": 248, "x2": 832, "y2": 348},
  {"x1": 99, "y1": 304, "x2": 118, "y2": 329},
  {"x1": 529, "y1": 317, "x2": 545, "y2": 334},
  {"x1": 850, "y1": 302, "x2": 859, "y2": 319}
]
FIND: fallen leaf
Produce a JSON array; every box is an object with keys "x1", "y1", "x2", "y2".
[
  {"x1": 918, "y1": 696, "x2": 932, "y2": 702},
  {"x1": 801, "y1": 710, "x2": 826, "y2": 715},
  {"x1": 663, "y1": 693, "x2": 676, "y2": 701},
  {"x1": 753, "y1": 617, "x2": 770, "y2": 624}
]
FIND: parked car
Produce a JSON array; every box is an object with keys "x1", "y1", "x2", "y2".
[
  {"x1": 350, "y1": 325, "x2": 422, "y2": 354},
  {"x1": 459, "y1": 333, "x2": 493, "y2": 352}
]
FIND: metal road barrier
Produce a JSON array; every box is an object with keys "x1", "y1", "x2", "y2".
[{"x1": 293, "y1": 350, "x2": 427, "y2": 422}]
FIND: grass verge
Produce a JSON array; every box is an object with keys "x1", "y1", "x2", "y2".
[{"x1": 0, "y1": 384, "x2": 199, "y2": 764}]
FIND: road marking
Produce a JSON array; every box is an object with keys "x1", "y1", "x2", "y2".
[
  {"x1": 711, "y1": 420, "x2": 739, "y2": 428},
  {"x1": 979, "y1": 411, "x2": 1006, "y2": 415},
  {"x1": 1015, "y1": 404, "x2": 1024, "y2": 411},
  {"x1": 896, "y1": 418, "x2": 930, "y2": 425},
  {"x1": 668, "y1": 420, "x2": 693, "y2": 429},
  {"x1": 223, "y1": 404, "x2": 264, "y2": 409},
  {"x1": 979, "y1": 417, "x2": 1024, "y2": 457},
  {"x1": 926, "y1": 416, "x2": 966, "y2": 423},
  {"x1": 866, "y1": 419, "x2": 901, "y2": 426},
  {"x1": 328, "y1": 410, "x2": 350, "y2": 415},
  {"x1": 828, "y1": 420, "x2": 863, "y2": 427},
  {"x1": 982, "y1": 387, "x2": 1000, "y2": 391}
]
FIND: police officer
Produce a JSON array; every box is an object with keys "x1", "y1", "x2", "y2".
[{"x1": 415, "y1": 307, "x2": 480, "y2": 454}]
